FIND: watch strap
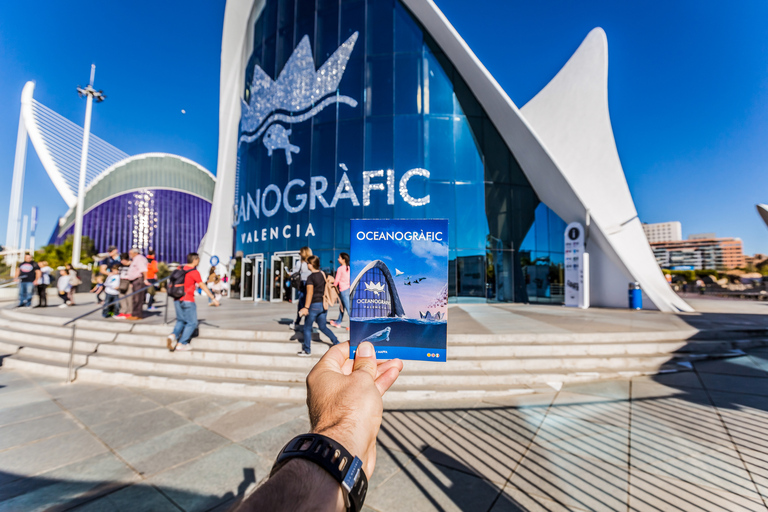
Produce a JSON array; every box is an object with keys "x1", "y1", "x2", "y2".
[{"x1": 270, "y1": 433, "x2": 367, "y2": 512}]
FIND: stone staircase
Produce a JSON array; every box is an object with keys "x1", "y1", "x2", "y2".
[{"x1": 0, "y1": 308, "x2": 763, "y2": 402}]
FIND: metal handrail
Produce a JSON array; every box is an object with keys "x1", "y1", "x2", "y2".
[{"x1": 64, "y1": 274, "x2": 172, "y2": 383}]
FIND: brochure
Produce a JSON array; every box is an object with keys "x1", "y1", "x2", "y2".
[{"x1": 349, "y1": 218, "x2": 448, "y2": 361}]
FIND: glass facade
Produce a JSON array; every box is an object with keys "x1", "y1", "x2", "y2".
[
  {"x1": 234, "y1": 0, "x2": 564, "y2": 303},
  {"x1": 55, "y1": 189, "x2": 211, "y2": 265}
]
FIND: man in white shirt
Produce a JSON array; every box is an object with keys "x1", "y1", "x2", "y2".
[{"x1": 125, "y1": 248, "x2": 149, "y2": 320}]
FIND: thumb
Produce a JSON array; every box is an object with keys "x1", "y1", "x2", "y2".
[{"x1": 352, "y1": 342, "x2": 377, "y2": 380}]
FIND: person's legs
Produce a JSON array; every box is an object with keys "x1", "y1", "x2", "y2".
[
  {"x1": 147, "y1": 279, "x2": 157, "y2": 308},
  {"x1": 103, "y1": 294, "x2": 116, "y2": 317},
  {"x1": 335, "y1": 289, "x2": 350, "y2": 324},
  {"x1": 172, "y1": 300, "x2": 186, "y2": 339},
  {"x1": 59, "y1": 291, "x2": 68, "y2": 305},
  {"x1": 178, "y1": 302, "x2": 198, "y2": 345},
  {"x1": 37, "y1": 285, "x2": 48, "y2": 307},
  {"x1": 18, "y1": 283, "x2": 28, "y2": 307},
  {"x1": 294, "y1": 287, "x2": 305, "y2": 325},
  {"x1": 131, "y1": 280, "x2": 145, "y2": 318},
  {"x1": 316, "y1": 308, "x2": 340, "y2": 345},
  {"x1": 22, "y1": 283, "x2": 34, "y2": 307},
  {"x1": 302, "y1": 304, "x2": 321, "y2": 354},
  {"x1": 68, "y1": 288, "x2": 75, "y2": 305}
]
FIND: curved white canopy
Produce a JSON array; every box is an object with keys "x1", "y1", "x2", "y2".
[{"x1": 21, "y1": 81, "x2": 129, "y2": 207}]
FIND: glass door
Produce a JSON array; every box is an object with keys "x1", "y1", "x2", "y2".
[
  {"x1": 241, "y1": 257, "x2": 254, "y2": 300},
  {"x1": 229, "y1": 257, "x2": 242, "y2": 300},
  {"x1": 252, "y1": 254, "x2": 265, "y2": 301},
  {"x1": 271, "y1": 255, "x2": 285, "y2": 303}
]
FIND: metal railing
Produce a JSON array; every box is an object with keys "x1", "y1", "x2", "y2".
[{"x1": 63, "y1": 275, "x2": 172, "y2": 384}]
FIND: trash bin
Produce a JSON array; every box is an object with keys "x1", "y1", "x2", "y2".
[{"x1": 628, "y1": 282, "x2": 642, "y2": 310}]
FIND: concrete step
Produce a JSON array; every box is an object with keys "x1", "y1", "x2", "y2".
[
  {"x1": 82, "y1": 350, "x2": 683, "y2": 386},
  {"x1": 3, "y1": 355, "x2": 72, "y2": 380},
  {"x1": 0, "y1": 318, "x2": 117, "y2": 342},
  {"x1": 0, "y1": 329, "x2": 101, "y2": 353},
  {"x1": 17, "y1": 345, "x2": 91, "y2": 366},
  {"x1": 74, "y1": 365, "x2": 668, "y2": 402},
  {"x1": 0, "y1": 339, "x2": 20, "y2": 356}
]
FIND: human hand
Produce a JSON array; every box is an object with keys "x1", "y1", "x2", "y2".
[
  {"x1": 212, "y1": 299, "x2": 220, "y2": 307},
  {"x1": 299, "y1": 307, "x2": 308, "y2": 317},
  {"x1": 306, "y1": 341, "x2": 403, "y2": 478}
]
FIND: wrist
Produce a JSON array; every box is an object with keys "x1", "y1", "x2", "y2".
[{"x1": 311, "y1": 427, "x2": 369, "y2": 473}]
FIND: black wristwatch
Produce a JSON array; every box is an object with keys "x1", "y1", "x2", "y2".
[{"x1": 270, "y1": 433, "x2": 368, "y2": 512}]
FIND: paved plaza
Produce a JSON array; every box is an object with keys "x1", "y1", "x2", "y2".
[{"x1": 1, "y1": 345, "x2": 768, "y2": 511}]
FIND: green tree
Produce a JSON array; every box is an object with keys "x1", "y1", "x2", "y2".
[{"x1": 34, "y1": 236, "x2": 97, "y2": 269}]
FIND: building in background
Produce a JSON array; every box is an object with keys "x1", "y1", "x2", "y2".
[
  {"x1": 7, "y1": 82, "x2": 215, "y2": 264},
  {"x1": 642, "y1": 221, "x2": 682, "y2": 243},
  {"x1": 201, "y1": 0, "x2": 691, "y2": 312},
  {"x1": 652, "y1": 236, "x2": 745, "y2": 270},
  {"x1": 49, "y1": 154, "x2": 215, "y2": 264}
]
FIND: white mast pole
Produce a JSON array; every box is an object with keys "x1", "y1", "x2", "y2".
[
  {"x1": 19, "y1": 215, "x2": 28, "y2": 258},
  {"x1": 6, "y1": 100, "x2": 28, "y2": 276},
  {"x1": 71, "y1": 64, "x2": 96, "y2": 267}
]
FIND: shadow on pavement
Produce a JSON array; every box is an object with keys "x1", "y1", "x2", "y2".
[{"x1": 0, "y1": 467, "x2": 257, "y2": 511}]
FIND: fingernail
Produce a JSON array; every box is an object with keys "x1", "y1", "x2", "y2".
[{"x1": 358, "y1": 342, "x2": 373, "y2": 358}]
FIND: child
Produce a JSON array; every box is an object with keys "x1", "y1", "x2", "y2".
[
  {"x1": 210, "y1": 275, "x2": 224, "y2": 305},
  {"x1": 103, "y1": 264, "x2": 121, "y2": 317},
  {"x1": 56, "y1": 268, "x2": 71, "y2": 308},
  {"x1": 91, "y1": 275, "x2": 105, "y2": 304}
]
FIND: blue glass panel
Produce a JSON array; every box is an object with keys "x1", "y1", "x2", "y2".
[
  {"x1": 424, "y1": 47, "x2": 454, "y2": 116},
  {"x1": 394, "y1": 115, "x2": 423, "y2": 171},
  {"x1": 395, "y1": 54, "x2": 421, "y2": 115},
  {"x1": 454, "y1": 116, "x2": 483, "y2": 183},
  {"x1": 367, "y1": 55, "x2": 394, "y2": 117},
  {"x1": 316, "y1": 0, "x2": 339, "y2": 62},
  {"x1": 424, "y1": 116, "x2": 455, "y2": 182},
  {"x1": 275, "y1": 0, "x2": 295, "y2": 72},
  {"x1": 454, "y1": 183, "x2": 488, "y2": 250},
  {"x1": 366, "y1": 0, "x2": 394, "y2": 55},
  {"x1": 394, "y1": 1, "x2": 423, "y2": 53},
  {"x1": 365, "y1": 117, "x2": 393, "y2": 171}
]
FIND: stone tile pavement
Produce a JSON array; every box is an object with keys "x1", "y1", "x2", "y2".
[{"x1": 2, "y1": 347, "x2": 768, "y2": 511}]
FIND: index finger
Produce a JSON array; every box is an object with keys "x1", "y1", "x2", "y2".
[{"x1": 314, "y1": 341, "x2": 351, "y2": 372}]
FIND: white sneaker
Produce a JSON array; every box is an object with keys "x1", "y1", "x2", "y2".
[
  {"x1": 289, "y1": 322, "x2": 296, "y2": 330},
  {"x1": 58, "y1": 304, "x2": 68, "y2": 308},
  {"x1": 175, "y1": 343, "x2": 192, "y2": 352},
  {"x1": 297, "y1": 350, "x2": 311, "y2": 357},
  {"x1": 166, "y1": 334, "x2": 177, "y2": 352}
]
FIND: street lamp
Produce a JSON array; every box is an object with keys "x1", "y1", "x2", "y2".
[{"x1": 71, "y1": 64, "x2": 105, "y2": 267}]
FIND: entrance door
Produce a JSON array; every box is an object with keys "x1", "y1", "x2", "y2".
[
  {"x1": 270, "y1": 252, "x2": 301, "y2": 303},
  {"x1": 241, "y1": 257, "x2": 254, "y2": 300},
  {"x1": 270, "y1": 255, "x2": 286, "y2": 303},
  {"x1": 252, "y1": 254, "x2": 265, "y2": 301}
]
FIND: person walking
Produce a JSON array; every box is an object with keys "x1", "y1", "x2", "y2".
[
  {"x1": 56, "y1": 267, "x2": 71, "y2": 307},
  {"x1": 65, "y1": 263, "x2": 81, "y2": 305},
  {"x1": 36, "y1": 260, "x2": 52, "y2": 308},
  {"x1": 329, "y1": 252, "x2": 351, "y2": 330},
  {"x1": 210, "y1": 275, "x2": 224, "y2": 305},
  {"x1": 297, "y1": 255, "x2": 340, "y2": 357},
  {"x1": 102, "y1": 264, "x2": 121, "y2": 317},
  {"x1": 146, "y1": 250, "x2": 159, "y2": 311},
  {"x1": 115, "y1": 253, "x2": 132, "y2": 318},
  {"x1": 167, "y1": 253, "x2": 218, "y2": 352},
  {"x1": 98, "y1": 246, "x2": 120, "y2": 277},
  {"x1": 15, "y1": 254, "x2": 40, "y2": 308},
  {"x1": 125, "y1": 248, "x2": 149, "y2": 320},
  {"x1": 289, "y1": 246, "x2": 313, "y2": 330}
]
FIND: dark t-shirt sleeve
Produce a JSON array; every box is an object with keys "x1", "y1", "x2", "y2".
[{"x1": 306, "y1": 272, "x2": 325, "y2": 305}]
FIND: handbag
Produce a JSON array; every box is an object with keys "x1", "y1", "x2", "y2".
[{"x1": 119, "y1": 279, "x2": 130, "y2": 294}]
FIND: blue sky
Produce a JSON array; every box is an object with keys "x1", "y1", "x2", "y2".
[{"x1": 2, "y1": 1, "x2": 768, "y2": 254}]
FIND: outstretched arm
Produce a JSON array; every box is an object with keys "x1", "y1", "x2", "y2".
[{"x1": 235, "y1": 342, "x2": 403, "y2": 511}]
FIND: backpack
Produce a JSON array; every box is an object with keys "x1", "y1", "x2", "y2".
[
  {"x1": 290, "y1": 261, "x2": 306, "y2": 290},
  {"x1": 322, "y1": 272, "x2": 339, "y2": 310},
  {"x1": 168, "y1": 267, "x2": 191, "y2": 300}
]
